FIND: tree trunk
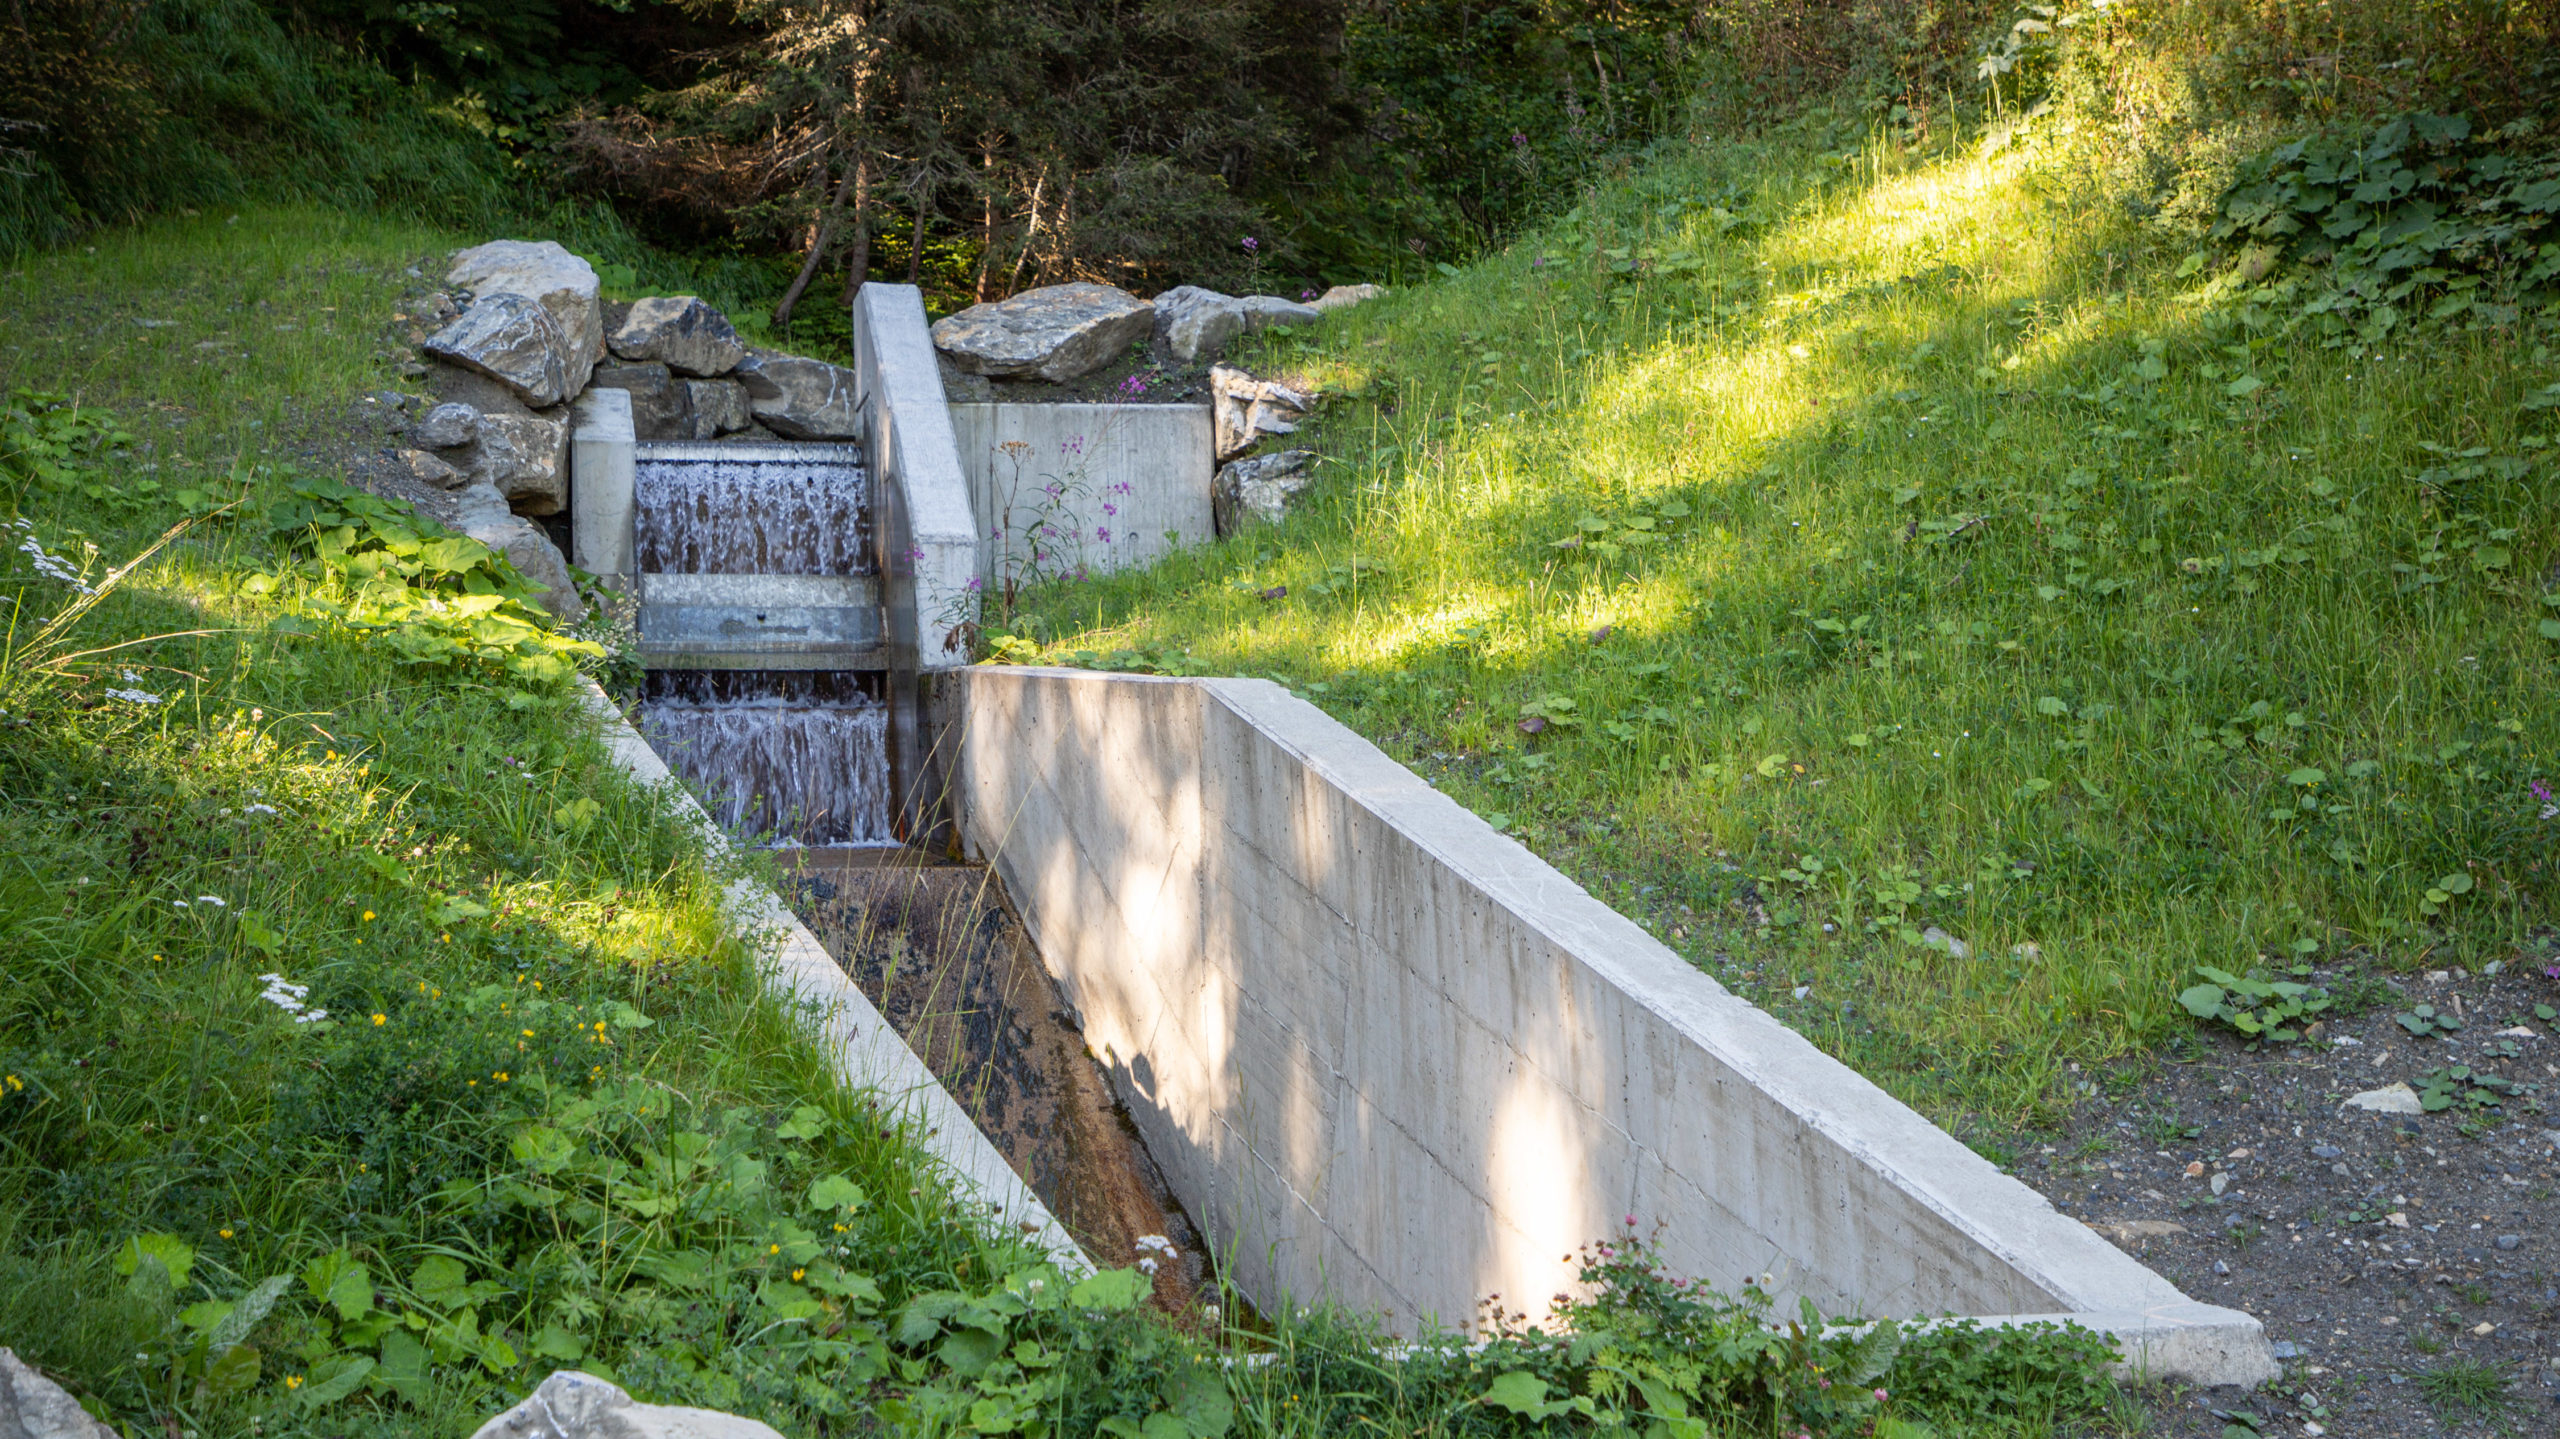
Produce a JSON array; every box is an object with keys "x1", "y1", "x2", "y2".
[
  {"x1": 841, "y1": 152, "x2": 873, "y2": 307},
  {"x1": 1006, "y1": 170, "x2": 1046, "y2": 296},
  {"x1": 773, "y1": 148, "x2": 861, "y2": 328},
  {"x1": 904, "y1": 186, "x2": 929, "y2": 284}
]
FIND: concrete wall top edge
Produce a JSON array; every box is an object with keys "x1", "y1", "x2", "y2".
[{"x1": 633, "y1": 442, "x2": 866, "y2": 463}]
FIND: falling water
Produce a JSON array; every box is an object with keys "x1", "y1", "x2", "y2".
[
  {"x1": 637, "y1": 671, "x2": 893, "y2": 846},
  {"x1": 636, "y1": 447, "x2": 873, "y2": 575}
]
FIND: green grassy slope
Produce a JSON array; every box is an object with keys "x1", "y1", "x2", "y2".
[
  {"x1": 1002, "y1": 118, "x2": 2560, "y2": 1126},
  {"x1": 0, "y1": 211, "x2": 1078, "y2": 1435}
]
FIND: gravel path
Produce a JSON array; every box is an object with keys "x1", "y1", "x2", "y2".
[{"x1": 2005, "y1": 950, "x2": 2560, "y2": 1435}]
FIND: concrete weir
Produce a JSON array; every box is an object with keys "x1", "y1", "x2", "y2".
[{"x1": 569, "y1": 282, "x2": 2276, "y2": 1388}]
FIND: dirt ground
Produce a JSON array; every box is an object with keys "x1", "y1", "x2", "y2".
[{"x1": 1998, "y1": 943, "x2": 2560, "y2": 1436}]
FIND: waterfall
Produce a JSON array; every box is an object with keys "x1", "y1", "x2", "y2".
[
  {"x1": 636, "y1": 671, "x2": 893, "y2": 847},
  {"x1": 635, "y1": 448, "x2": 873, "y2": 575}
]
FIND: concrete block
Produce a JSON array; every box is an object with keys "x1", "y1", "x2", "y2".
[
  {"x1": 570, "y1": 386, "x2": 635, "y2": 579},
  {"x1": 950, "y1": 403, "x2": 1214, "y2": 584},
  {"x1": 947, "y1": 666, "x2": 2277, "y2": 1388}
]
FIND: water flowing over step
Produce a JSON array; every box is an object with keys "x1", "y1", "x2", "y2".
[
  {"x1": 633, "y1": 443, "x2": 885, "y2": 670},
  {"x1": 636, "y1": 670, "x2": 892, "y2": 845}
]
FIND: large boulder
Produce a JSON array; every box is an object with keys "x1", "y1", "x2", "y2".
[
  {"x1": 587, "y1": 361, "x2": 694, "y2": 442},
  {"x1": 451, "y1": 483, "x2": 583, "y2": 622},
  {"x1": 446, "y1": 240, "x2": 604, "y2": 396},
  {"x1": 683, "y1": 378, "x2": 752, "y2": 439},
  {"x1": 609, "y1": 296, "x2": 746, "y2": 378},
  {"x1": 734, "y1": 351, "x2": 861, "y2": 439},
  {"x1": 474, "y1": 413, "x2": 570, "y2": 515},
  {"x1": 1210, "y1": 363, "x2": 1313, "y2": 462},
  {"x1": 0, "y1": 1349, "x2": 116, "y2": 1439},
  {"x1": 415, "y1": 403, "x2": 568, "y2": 514},
  {"x1": 421, "y1": 294, "x2": 572, "y2": 408},
  {"x1": 1151, "y1": 285, "x2": 1244, "y2": 364},
  {"x1": 470, "y1": 1370, "x2": 784, "y2": 1439},
  {"x1": 931, "y1": 282, "x2": 1153, "y2": 382},
  {"x1": 1310, "y1": 282, "x2": 1386, "y2": 313},
  {"x1": 1236, "y1": 294, "x2": 1322, "y2": 332},
  {"x1": 1213, "y1": 449, "x2": 1320, "y2": 534}
]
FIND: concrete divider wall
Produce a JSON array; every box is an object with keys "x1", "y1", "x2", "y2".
[
  {"x1": 949, "y1": 403, "x2": 1215, "y2": 581},
  {"x1": 949, "y1": 666, "x2": 2276, "y2": 1385}
]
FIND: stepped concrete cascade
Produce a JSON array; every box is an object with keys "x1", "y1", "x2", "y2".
[{"x1": 630, "y1": 443, "x2": 883, "y2": 671}]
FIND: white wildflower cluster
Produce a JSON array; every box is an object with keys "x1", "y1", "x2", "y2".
[
  {"x1": 105, "y1": 668, "x2": 165, "y2": 706},
  {"x1": 1133, "y1": 1233, "x2": 1176, "y2": 1275},
  {"x1": 257, "y1": 973, "x2": 329, "y2": 1024},
  {"x1": 10, "y1": 519, "x2": 95, "y2": 594},
  {"x1": 172, "y1": 894, "x2": 227, "y2": 910}
]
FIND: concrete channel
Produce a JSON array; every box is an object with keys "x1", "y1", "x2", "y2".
[{"x1": 565, "y1": 282, "x2": 2278, "y2": 1387}]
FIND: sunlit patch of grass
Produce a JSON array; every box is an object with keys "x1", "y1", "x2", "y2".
[{"x1": 1005, "y1": 120, "x2": 2559, "y2": 1125}]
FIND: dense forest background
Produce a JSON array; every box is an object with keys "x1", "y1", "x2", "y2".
[{"x1": 5, "y1": 0, "x2": 2557, "y2": 335}]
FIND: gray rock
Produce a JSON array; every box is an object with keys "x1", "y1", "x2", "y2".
[
  {"x1": 1309, "y1": 282, "x2": 1386, "y2": 313},
  {"x1": 423, "y1": 358, "x2": 536, "y2": 418},
  {"x1": 2497, "y1": 1233, "x2": 2522, "y2": 1251},
  {"x1": 2268, "y1": 1340, "x2": 2299, "y2": 1360},
  {"x1": 400, "y1": 448, "x2": 467, "y2": 490},
  {"x1": 1152, "y1": 285, "x2": 1244, "y2": 364},
  {"x1": 421, "y1": 293, "x2": 572, "y2": 408},
  {"x1": 450, "y1": 483, "x2": 582, "y2": 622},
  {"x1": 446, "y1": 240, "x2": 604, "y2": 396},
  {"x1": 683, "y1": 378, "x2": 751, "y2": 439},
  {"x1": 608, "y1": 296, "x2": 746, "y2": 378},
  {"x1": 469, "y1": 1369, "x2": 783, "y2": 1439},
  {"x1": 733, "y1": 351, "x2": 862, "y2": 440},
  {"x1": 588, "y1": 362, "x2": 694, "y2": 443},
  {"x1": 932, "y1": 282, "x2": 1153, "y2": 382},
  {"x1": 1235, "y1": 294, "x2": 1322, "y2": 331},
  {"x1": 471, "y1": 413, "x2": 570, "y2": 516},
  {"x1": 413, "y1": 401, "x2": 481, "y2": 449},
  {"x1": 935, "y1": 351, "x2": 993, "y2": 400},
  {"x1": 2310, "y1": 1144, "x2": 2344, "y2": 1160},
  {"x1": 2343, "y1": 1082, "x2": 2425, "y2": 1115},
  {"x1": 1919, "y1": 926, "x2": 1972, "y2": 960},
  {"x1": 1213, "y1": 449, "x2": 1319, "y2": 534},
  {"x1": 0, "y1": 1348, "x2": 116, "y2": 1439},
  {"x1": 1209, "y1": 364, "x2": 1313, "y2": 462}
]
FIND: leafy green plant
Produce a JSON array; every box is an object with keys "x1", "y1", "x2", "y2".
[
  {"x1": 0, "y1": 388, "x2": 141, "y2": 511},
  {"x1": 2210, "y1": 113, "x2": 2560, "y2": 344},
  {"x1": 2413, "y1": 1064, "x2": 2526, "y2": 1113},
  {"x1": 1550, "y1": 498, "x2": 1691, "y2": 562},
  {"x1": 2395, "y1": 1004, "x2": 2464, "y2": 1038},
  {"x1": 248, "y1": 474, "x2": 600, "y2": 683},
  {"x1": 2177, "y1": 964, "x2": 2333, "y2": 1043}
]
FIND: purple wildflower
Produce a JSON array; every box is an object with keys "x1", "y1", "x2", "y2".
[
  {"x1": 1095, "y1": 526, "x2": 1112, "y2": 542},
  {"x1": 1102, "y1": 502, "x2": 1117, "y2": 517},
  {"x1": 905, "y1": 546, "x2": 925, "y2": 563},
  {"x1": 1242, "y1": 236, "x2": 1259, "y2": 253},
  {"x1": 965, "y1": 574, "x2": 985, "y2": 591},
  {"x1": 1512, "y1": 132, "x2": 1527, "y2": 146}
]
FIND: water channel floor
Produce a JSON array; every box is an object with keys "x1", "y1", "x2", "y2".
[{"x1": 782, "y1": 850, "x2": 1213, "y2": 1317}]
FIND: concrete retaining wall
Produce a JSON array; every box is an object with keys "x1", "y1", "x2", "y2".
[
  {"x1": 948, "y1": 403, "x2": 1214, "y2": 581},
  {"x1": 947, "y1": 667, "x2": 2275, "y2": 1385}
]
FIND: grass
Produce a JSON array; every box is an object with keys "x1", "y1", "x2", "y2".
[
  {"x1": 0, "y1": 207, "x2": 2131, "y2": 1437},
  {"x1": 999, "y1": 111, "x2": 2560, "y2": 1129}
]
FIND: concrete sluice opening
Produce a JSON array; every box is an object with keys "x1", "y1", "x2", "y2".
[
  {"x1": 782, "y1": 851, "x2": 1217, "y2": 1321},
  {"x1": 636, "y1": 670, "x2": 893, "y2": 845}
]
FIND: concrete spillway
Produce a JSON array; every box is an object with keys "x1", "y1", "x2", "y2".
[{"x1": 563, "y1": 282, "x2": 2276, "y2": 1388}]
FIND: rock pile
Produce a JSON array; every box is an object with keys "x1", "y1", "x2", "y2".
[{"x1": 408, "y1": 241, "x2": 868, "y2": 618}]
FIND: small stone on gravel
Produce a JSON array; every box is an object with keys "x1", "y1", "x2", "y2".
[
  {"x1": 2497, "y1": 1233, "x2": 2522, "y2": 1250},
  {"x1": 2311, "y1": 1144, "x2": 2344, "y2": 1159}
]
